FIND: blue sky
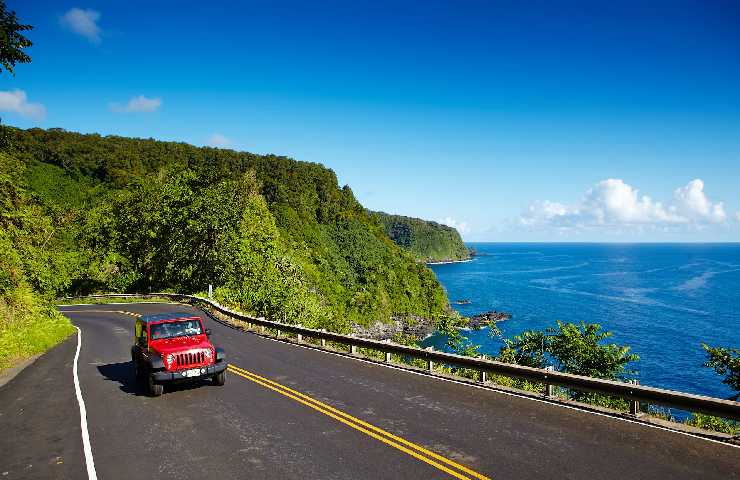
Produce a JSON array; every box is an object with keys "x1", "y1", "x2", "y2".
[{"x1": 3, "y1": 0, "x2": 740, "y2": 241}]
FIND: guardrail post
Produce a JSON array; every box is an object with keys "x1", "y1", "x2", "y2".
[
  {"x1": 426, "y1": 347, "x2": 434, "y2": 371},
  {"x1": 478, "y1": 356, "x2": 487, "y2": 383},
  {"x1": 384, "y1": 339, "x2": 392, "y2": 362},
  {"x1": 351, "y1": 344, "x2": 357, "y2": 354},
  {"x1": 629, "y1": 379, "x2": 641, "y2": 416},
  {"x1": 276, "y1": 329, "x2": 281, "y2": 338},
  {"x1": 544, "y1": 366, "x2": 555, "y2": 397},
  {"x1": 320, "y1": 329, "x2": 326, "y2": 347},
  {"x1": 208, "y1": 284, "x2": 213, "y2": 298}
]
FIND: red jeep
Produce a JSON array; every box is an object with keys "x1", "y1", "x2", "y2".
[{"x1": 131, "y1": 312, "x2": 227, "y2": 396}]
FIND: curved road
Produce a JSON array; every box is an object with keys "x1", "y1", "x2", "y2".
[{"x1": 1, "y1": 302, "x2": 738, "y2": 479}]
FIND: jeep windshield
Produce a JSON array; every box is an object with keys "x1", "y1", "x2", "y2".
[{"x1": 150, "y1": 319, "x2": 203, "y2": 340}]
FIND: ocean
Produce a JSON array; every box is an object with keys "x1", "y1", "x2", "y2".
[{"x1": 425, "y1": 243, "x2": 740, "y2": 401}]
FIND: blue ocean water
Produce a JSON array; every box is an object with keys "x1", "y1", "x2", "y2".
[{"x1": 425, "y1": 243, "x2": 740, "y2": 401}]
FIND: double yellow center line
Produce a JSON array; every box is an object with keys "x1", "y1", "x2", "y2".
[{"x1": 227, "y1": 364, "x2": 491, "y2": 480}]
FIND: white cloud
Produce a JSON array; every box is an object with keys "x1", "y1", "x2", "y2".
[
  {"x1": 60, "y1": 8, "x2": 102, "y2": 44},
  {"x1": 109, "y1": 95, "x2": 162, "y2": 113},
  {"x1": 735, "y1": 212, "x2": 740, "y2": 222},
  {"x1": 439, "y1": 217, "x2": 470, "y2": 235},
  {"x1": 207, "y1": 133, "x2": 233, "y2": 148},
  {"x1": 0, "y1": 89, "x2": 46, "y2": 120},
  {"x1": 520, "y1": 178, "x2": 727, "y2": 231},
  {"x1": 672, "y1": 179, "x2": 726, "y2": 223}
]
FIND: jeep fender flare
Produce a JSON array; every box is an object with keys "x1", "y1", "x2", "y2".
[{"x1": 147, "y1": 353, "x2": 165, "y2": 371}]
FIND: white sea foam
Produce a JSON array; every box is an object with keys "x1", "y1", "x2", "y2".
[
  {"x1": 674, "y1": 268, "x2": 740, "y2": 292},
  {"x1": 490, "y1": 277, "x2": 710, "y2": 316},
  {"x1": 503, "y1": 262, "x2": 589, "y2": 275}
]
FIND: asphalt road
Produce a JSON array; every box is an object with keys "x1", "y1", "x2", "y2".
[{"x1": 1, "y1": 302, "x2": 738, "y2": 479}]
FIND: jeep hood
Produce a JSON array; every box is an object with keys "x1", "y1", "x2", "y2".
[{"x1": 149, "y1": 336, "x2": 212, "y2": 355}]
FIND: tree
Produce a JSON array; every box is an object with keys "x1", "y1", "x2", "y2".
[
  {"x1": 547, "y1": 321, "x2": 638, "y2": 380},
  {"x1": 498, "y1": 330, "x2": 549, "y2": 369},
  {"x1": 701, "y1": 344, "x2": 740, "y2": 400},
  {"x1": 0, "y1": 0, "x2": 32, "y2": 75}
]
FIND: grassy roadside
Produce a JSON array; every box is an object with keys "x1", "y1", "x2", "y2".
[
  {"x1": 0, "y1": 294, "x2": 178, "y2": 373},
  {"x1": 56, "y1": 295, "x2": 179, "y2": 306},
  {"x1": 0, "y1": 286, "x2": 76, "y2": 372}
]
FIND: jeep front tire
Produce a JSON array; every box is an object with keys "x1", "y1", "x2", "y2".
[
  {"x1": 133, "y1": 358, "x2": 143, "y2": 381},
  {"x1": 148, "y1": 374, "x2": 163, "y2": 396},
  {"x1": 213, "y1": 370, "x2": 226, "y2": 386}
]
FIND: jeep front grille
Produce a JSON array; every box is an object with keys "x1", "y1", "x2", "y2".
[{"x1": 175, "y1": 350, "x2": 205, "y2": 368}]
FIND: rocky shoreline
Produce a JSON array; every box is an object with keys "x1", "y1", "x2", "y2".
[
  {"x1": 426, "y1": 257, "x2": 473, "y2": 265},
  {"x1": 352, "y1": 315, "x2": 436, "y2": 341},
  {"x1": 352, "y1": 309, "x2": 511, "y2": 341}
]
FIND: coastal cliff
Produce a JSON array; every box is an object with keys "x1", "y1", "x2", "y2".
[{"x1": 372, "y1": 211, "x2": 471, "y2": 263}]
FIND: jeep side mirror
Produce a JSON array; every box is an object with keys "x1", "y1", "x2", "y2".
[{"x1": 205, "y1": 329, "x2": 212, "y2": 337}]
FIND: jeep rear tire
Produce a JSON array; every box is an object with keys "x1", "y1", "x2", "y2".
[
  {"x1": 213, "y1": 370, "x2": 226, "y2": 386},
  {"x1": 148, "y1": 374, "x2": 163, "y2": 397}
]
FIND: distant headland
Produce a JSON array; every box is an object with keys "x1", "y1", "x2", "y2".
[{"x1": 371, "y1": 211, "x2": 472, "y2": 263}]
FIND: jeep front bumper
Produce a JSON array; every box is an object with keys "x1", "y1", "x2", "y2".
[{"x1": 151, "y1": 361, "x2": 227, "y2": 382}]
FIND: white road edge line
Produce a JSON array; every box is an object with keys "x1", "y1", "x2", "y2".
[{"x1": 73, "y1": 326, "x2": 98, "y2": 480}]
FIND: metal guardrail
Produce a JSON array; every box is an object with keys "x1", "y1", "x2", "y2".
[{"x1": 63, "y1": 293, "x2": 740, "y2": 421}]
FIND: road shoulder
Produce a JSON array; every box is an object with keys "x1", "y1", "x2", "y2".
[
  {"x1": 0, "y1": 354, "x2": 42, "y2": 389},
  {"x1": 0, "y1": 336, "x2": 86, "y2": 479}
]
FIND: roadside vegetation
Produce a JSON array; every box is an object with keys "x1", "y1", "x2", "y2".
[
  {"x1": 0, "y1": 3, "x2": 75, "y2": 371},
  {"x1": 55, "y1": 296, "x2": 177, "y2": 306},
  {"x1": 0, "y1": 152, "x2": 76, "y2": 370}
]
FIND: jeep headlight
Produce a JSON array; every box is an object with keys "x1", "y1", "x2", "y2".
[
  {"x1": 203, "y1": 348, "x2": 212, "y2": 359},
  {"x1": 166, "y1": 353, "x2": 175, "y2": 367}
]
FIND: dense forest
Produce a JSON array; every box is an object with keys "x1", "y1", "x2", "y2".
[
  {"x1": 373, "y1": 212, "x2": 470, "y2": 263},
  {"x1": 3, "y1": 127, "x2": 449, "y2": 335}
]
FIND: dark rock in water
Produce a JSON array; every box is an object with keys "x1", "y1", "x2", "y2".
[
  {"x1": 453, "y1": 299, "x2": 472, "y2": 305},
  {"x1": 467, "y1": 311, "x2": 511, "y2": 329}
]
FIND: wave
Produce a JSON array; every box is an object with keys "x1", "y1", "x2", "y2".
[
  {"x1": 491, "y1": 278, "x2": 709, "y2": 316},
  {"x1": 675, "y1": 271, "x2": 716, "y2": 292},
  {"x1": 488, "y1": 251, "x2": 543, "y2": 256},
  {"x1": 529, "y1": 275, "x2": 582, "y2": 286},
  {"x1": 591, "y1": 266, "x2": 670, "y2": 277},
  {"x1": 674, "y1": 268, "x2": 740, "y2": 292},
  {"x1": 502, "y1": 262, "x2": 589, "y2": 274}
]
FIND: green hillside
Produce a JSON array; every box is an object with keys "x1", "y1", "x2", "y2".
[
  {"x1": 3, "y1": 127, "x2": 451, "y2": 334},
  {"x1": 373, "y1": 212, "x2": 470, "y2": 263}
]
